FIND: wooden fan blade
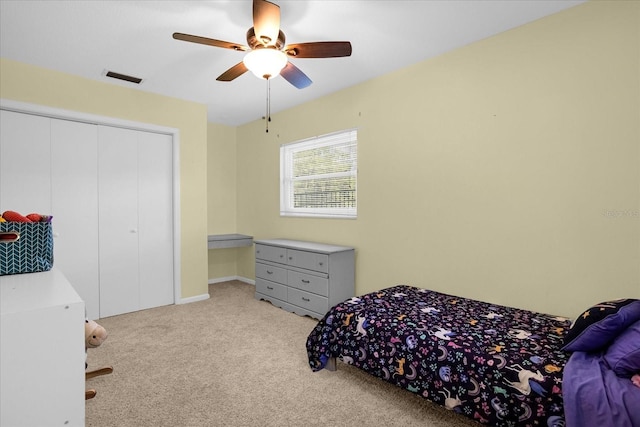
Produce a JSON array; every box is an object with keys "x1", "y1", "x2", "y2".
[
  {"x1": 280, "y1": 62, "x2": 312, "y2": 89},
  {"x1": 284, "y1": 42, "x2": 352, "y2": 58},
  {"x1": 217, "y1": 62, "x2": 249, "y2": 82},
  {"x1": 173, "y1": 32, "x2": 249, "y2": 51},
  {"x1": 253, "y1": 0, "x2": 280, "y2": 47}
]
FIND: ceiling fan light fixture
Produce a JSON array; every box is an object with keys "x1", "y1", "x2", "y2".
[{"x1": 243, "y1": 48, "x2": 287, "y2": 80}]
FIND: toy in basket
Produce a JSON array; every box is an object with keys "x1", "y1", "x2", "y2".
[{"x1": 0, "y1": 210, "x2": 54, "y2": 275}]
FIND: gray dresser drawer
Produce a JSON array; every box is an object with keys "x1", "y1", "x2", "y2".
[
  {"x1": 255, "y1": 244, "x2": 287, "y2": 264},
  {"x1": 287, "y1": 249, "x2": 329, "y2": 273},
  {"x1": 288, "y1": 270, "x2": 329, "y2": 296},
  {"x1": 256, "y1": 262, "x2": 287, "y2": 285},
  {"x1": 255, "y1": 278, "x2": 287, "y2": 301},
  {"x1": 254, "y1": 239, "x2": 354, "y2": 319},
  {"x1": 288, "y1": 288, "x2": 328, "y2": 314}
]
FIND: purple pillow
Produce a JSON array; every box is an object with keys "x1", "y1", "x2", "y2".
[
  {"x1": 562, "y1": 299, "x2": 640, "y2": 352},
  {"x1": 604, "y1": 319, "x2": 640, "y2": 377}
]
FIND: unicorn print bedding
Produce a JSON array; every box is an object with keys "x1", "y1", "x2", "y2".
[{"x1": 306, "y1": 285, "x2": 572, "y2": 426}]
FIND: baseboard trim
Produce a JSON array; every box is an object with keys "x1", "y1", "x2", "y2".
[
  {"x1": 178, "y1": 293, "x2": 210, "y2": 305},
  {"x1": 179, "y1": 277, "x2": 254, "y2": 305},
  {"x1": 208, "y1": 276, "x2": 255, "y2": 285}
]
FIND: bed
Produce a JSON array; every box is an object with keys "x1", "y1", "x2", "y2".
[{"x1": 306, "y1": 285, "x2": 640, "y2": 427}]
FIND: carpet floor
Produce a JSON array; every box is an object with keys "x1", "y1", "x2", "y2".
[{"x1": 85, "y1": 280, "x2": 477, "y2": 427}]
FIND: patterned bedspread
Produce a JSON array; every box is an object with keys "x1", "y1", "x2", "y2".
[{"x1": 306, "y1": 285, "x2": 572, "y2": 427}]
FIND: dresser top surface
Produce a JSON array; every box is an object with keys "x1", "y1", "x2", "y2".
[{"x1": 255, "y1": 239, "x2": 354, "y2": 254}]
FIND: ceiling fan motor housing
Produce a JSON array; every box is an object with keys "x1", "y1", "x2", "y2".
[{"x1": 247, "y1": 27, "x2": 285, "y2": 50}]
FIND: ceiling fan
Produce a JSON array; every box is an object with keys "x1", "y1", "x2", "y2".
[{"x1": 172, "y1": 0, "x2": 352, "y2": 89}]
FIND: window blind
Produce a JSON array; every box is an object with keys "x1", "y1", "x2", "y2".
[{"x1": 280, "y1": 129, "x2": 357, "y2": 218}]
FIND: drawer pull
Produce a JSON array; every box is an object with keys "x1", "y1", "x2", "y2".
[
  {"x1": 302, "y1": 297, "x2": 310, "y2": 302},
  {"x1": 301, "y1": 279, "x2": 310, "y2": 284},
  {"x1": 280, "y1": 254, "x2": 284, "y2": 258},
  {"x1": 267, "y1": 270, "x2": 273, "y2": 274},
  {"x1": 267, "y1": 286, "x2": 274, "y2": 290},
  {"x1": 319, "y1": 262, "x2": 324, "y2": 266}
]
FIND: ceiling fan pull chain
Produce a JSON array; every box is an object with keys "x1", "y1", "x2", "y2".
[{"x1": 265, "y1": 78, "x2": 271, "y2": 133}]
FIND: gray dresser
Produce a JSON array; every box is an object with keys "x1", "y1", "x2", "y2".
[{"x1": 254, "y1": 239, "x2": 355, "y2": 319}]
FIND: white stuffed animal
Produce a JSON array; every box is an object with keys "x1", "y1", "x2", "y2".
[{"x1": 85, "y1": 318, "x2": 108, "y2": 348}]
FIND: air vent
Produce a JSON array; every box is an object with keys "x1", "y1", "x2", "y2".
[{"x1": 105, "y1": 70, "x2": 143, "y2": 84}]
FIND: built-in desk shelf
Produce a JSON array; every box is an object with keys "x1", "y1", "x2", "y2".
[{"x1": 208, "y1": 234, "x2": 253, "y2": 249}]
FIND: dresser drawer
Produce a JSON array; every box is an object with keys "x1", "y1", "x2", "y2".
[
  {"x1": 287, "y1": 270, "x2": 329, "y2": 296},
  {"x1": 286, "y1": 249, "x2": 329, "y2": 273},
  {"x1": 288, "y1": 288, "x2": 328, "y2": 314},
  {"x1": 255, "y1": 278, "x2": 287, "y2": 301},
  {"x1": 255, "y1": 244, "x2": 287, "y2": 264},
  {"x1": 255, "y1": 262, "x2": 287, "y2": 285},
  {"x1": 254, "y1": 239, "x2": 354, "y2": 319}
]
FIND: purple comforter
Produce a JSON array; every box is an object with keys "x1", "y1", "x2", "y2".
[{"x1": 562, "y1": 351, "x2": 640, "y2": 427}]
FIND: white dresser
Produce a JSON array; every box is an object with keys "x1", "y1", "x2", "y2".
[
  {"x1": 0, "y1": 268, "x2": 85, "y2": 427},
  {"x1": 254, "y1": 239, "x2": 355, "y2": 319}
]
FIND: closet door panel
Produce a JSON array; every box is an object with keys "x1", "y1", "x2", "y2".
[
  {"x1": 0, "y1": 110, "x2": 51, "y2": 214},
  {"x1": 50, "y1": 119, "x2": 100, "y2": 320},
  {"x1": 98, "y1": 126, "x2": 139, "y2": 317},
  {"x1": 2, "y1": 109, "x2": 176, "y2": 319},
  {"x1": 137, "y1": 132, "x2": 174, "y2": 309}
]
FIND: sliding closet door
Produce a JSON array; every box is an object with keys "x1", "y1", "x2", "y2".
[
  {"x1": 98, "y1": 126, "x2": 140, "y2": 317},
  {"x1": 137, "y1": 132, "x2": 174, "y2": 310},
  {"x1": 98, "y1": 126, "x2": 174, "y2": 317},
  {"x1": 0, "y1": 110, "x2": 51, "y2": 213},
  {"x1": 0, "y1": 111, "x2": 99, "y2": 317},
  {"x1": 1, "y1": 109, "x2": 175, "y2": 319},
  {"x1": 50, "y1": 119, "x2": 100, "y2": 320}
]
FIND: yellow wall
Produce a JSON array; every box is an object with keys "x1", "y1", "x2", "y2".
[
  {"x1": 206, "y1": 122, "x2": 252, "y2": 279},
  {"x1": 234, "y1": 1, "x2": 640, "y2": 319},
  {"x1": 0, "y1": 58, "x2": 209, "y2": 300}
]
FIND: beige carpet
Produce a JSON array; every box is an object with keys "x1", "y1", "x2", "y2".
[{"x1": 86, "y1": 281, "x2": 478, "y2": 427}]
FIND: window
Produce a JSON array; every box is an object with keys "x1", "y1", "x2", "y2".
[{"x1": 280, "y1": 129, "x2": 357, "y2": 218}]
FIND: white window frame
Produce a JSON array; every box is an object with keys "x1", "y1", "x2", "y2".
[{"x1": 280, "y1": 129, "x2": 357, "y2": 219}]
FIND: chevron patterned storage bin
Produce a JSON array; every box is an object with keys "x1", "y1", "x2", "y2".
[{"x1": 0, "y1": 222, "x2": 54, "y2": 275}]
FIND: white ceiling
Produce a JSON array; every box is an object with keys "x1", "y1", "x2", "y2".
[{"x1": 0, "y1": 0, "x2": 584, "y2": 126}]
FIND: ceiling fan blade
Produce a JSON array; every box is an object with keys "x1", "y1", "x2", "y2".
[
  {"x1": 284, "y1": 42, "x2": 352, "y2": 58},
  {"x1": 253, "y1": 0, "x2": 280, "y2": 47},
  {"x1": 173, "y1": 32, "x2": 249, "y2": 51},
  {"x1": 280, "y1": 62, "x2": 312, "y2": 89},
  {"x1": 216, "y1": 62, "x2": 249, "y2": 82}
]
